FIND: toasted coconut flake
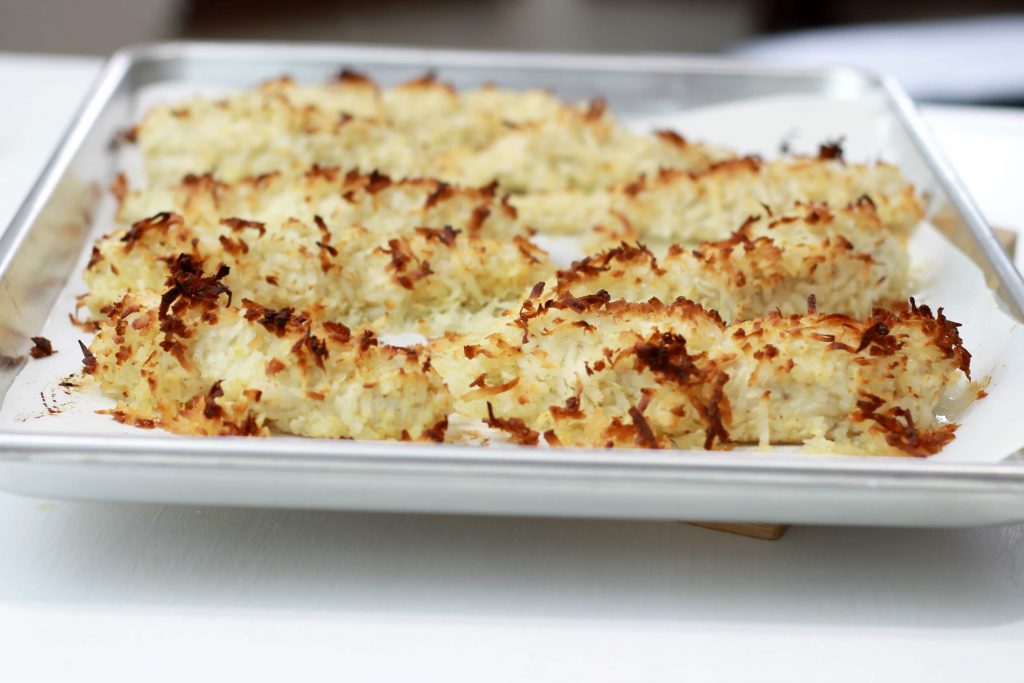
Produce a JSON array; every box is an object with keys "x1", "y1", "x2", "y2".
[
  {"x1": 122, "y1": 212, "x2": 183, "y2": 250},
  {"x1": 485, "y1": 402, "x2": 539, "y2": 446},
  {"x1": 29, "y1": 336, "x2": 56, "y2": 359}
]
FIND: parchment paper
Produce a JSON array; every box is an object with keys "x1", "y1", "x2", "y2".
[{"x1": 2, "y1": 87, "x2": 1021, "y2": 463}]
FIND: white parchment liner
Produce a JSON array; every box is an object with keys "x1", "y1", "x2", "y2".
[{"x1": 2, "y1": 88, "x2": 1021, "y2": 463}]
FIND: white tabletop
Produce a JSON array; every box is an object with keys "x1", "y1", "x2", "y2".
[{"x1": 2, "y1": 53, "x2": 1024, "y2": 683}]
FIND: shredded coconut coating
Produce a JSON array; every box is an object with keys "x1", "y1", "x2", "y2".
[
  {"x1": 134, "y1": 74, "x2": 729, "y2": 191},
  {"x1": 511, "y1": 153, "x2": 924, "y2": 251},
  {"x1": 542, "y1": 201, "x2": 907, "y2": 321},
  {"x1": 85, "y1": 286, "x2": 452, "y2": 440},
  {"x1": 85, "y1": 205, "x2": 549, "y2": 337},
  {"x1": 430, "y1": 292, "x2": 969, "y2": 455}
]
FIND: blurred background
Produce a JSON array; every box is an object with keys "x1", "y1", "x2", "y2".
[{"x1": 1, "y1": 0, "x2": 1022, "y2": 105}]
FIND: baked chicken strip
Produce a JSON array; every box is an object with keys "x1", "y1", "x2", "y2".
[
  {"x1": 134, "y1": 74, "x2": 728, "y2": 191},
  {"x1": 96, "y1": 169, "x2": 554, "y2": 335},
  {"x1": 430, "y1": 291, "x2": 970, "y2": 455},
  {"x1": 85, "y1": 280, "x2": 452, "y2": 440},
  {"x1": 540, "y1": 200, "x2": 907, "y2": 321},
  {"x1": 511, "y1": 150, "x2": 923, "y2": 251}
]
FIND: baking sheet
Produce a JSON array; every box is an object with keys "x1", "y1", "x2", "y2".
[{"x1": 2, "y1": 84, "x2": 1022, "y2": 464}]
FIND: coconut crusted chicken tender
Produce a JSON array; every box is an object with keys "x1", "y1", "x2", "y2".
[
  {"x1": 542, "y1": 201, "x2": 907, "y2": 322},
  {"x1": 115, "y1": 167, "x2": 523, "y2": 242},
  {"x1": 85, "y1": 207, "x2": 549, "y2": 336},
  {"x1": 85, "y1": 273, "x2": 452, "y2": 440},
  {"x1": 430, "y1": 291, "x2": 970, "y2": 455},
  {"x1": 694, "y1": 303, "x2": 970, "y2": 454},
  {"x1": 101, "y1": 168, "x2": 550, "y2": 335},
  {"x1": 135, "y1": 73, "x2": 729, "y2": 190},
  {"x1": 511, "y1": 149, "x2": 924, "y2": 251}
]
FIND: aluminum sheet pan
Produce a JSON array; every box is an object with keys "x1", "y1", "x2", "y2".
[{"x1": 2, "y1": 42, "x2": 1024, "y2": 526}]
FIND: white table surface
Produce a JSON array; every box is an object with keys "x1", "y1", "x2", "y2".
[{"x1": 2, "y1": 53, "x2": 1024, "y2": 683}]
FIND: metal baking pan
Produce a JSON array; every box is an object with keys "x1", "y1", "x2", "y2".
[{"x1": 2, "y1": 41, "x2": 1024, "y2": 527}]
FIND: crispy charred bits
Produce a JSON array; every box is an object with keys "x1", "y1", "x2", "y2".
[
  {"x1": 121, "y1": 212, "x2": 183, "y2": 250},
  {"x1": 485, "y1": 402, "x2": 539, "y2": 445},
  {"x1": 467, "y1": 206, "x2": 491, "y2": 232},
  {"x1": 86, "y1": 246, "x2": 104, "y2": 270},
  {"x1": 194, "y1": 380, "x2": 266, "y2": 435},
  {"x1": 159, "y1": 254, "x2": 232, "y2": 319},
  {"x1": 220, "y1": 217, "x2": 267, "y2": 237},
  {"x1": 814, "y1": 301, "x2": 968, "y2": 374},
  {"x1": 358, "y1": 329, "x2": 379, "y2": 351},
  {"x1": 293, "y1": 330, "x2": 330, "y2": 370},
  {"x1": 365, "y1": 170, "x2": 392, "y2": 194},
  {"x1": 655, "y1": 129, "x2": 688, "y2": 148},
  {"x1": 335, "y1": 68, "x2": 375, "y2": 86},
  {"x1": 218, "y1": 235, "x2": 249, "y2": 256},
  {"x1": 322, "y1": 320, "x2": 352, "y2": 344},
  {"x1": 512, "y1": 291, "x2": 600, "y2": 343},
  {"x1": 604, "y1": 389, "x2": 660, "y2": 449},
  {"x1": 422, "y1": 417, "x2": 449, "y2": 443},
  {"x1": 855, "y1": 321, "x2": 893, "y2": 353},
  {"x1": 29, "y1": 336, "x2": 55, "y2": 359},
  {"x1": 548, "y1": 290, "x2": 613, "y2": 314},
  {"x1": 378, "y1": 238, "x2": 433, "y2": 290},
  {"x1": 909, "y1": 297, "x2": 971, "y2": 378},
  {"x1": 696, "y1": 372, "x2": 731, "y2": 450},
  {"x1": 632, "y1": 332, "x2": 699, "y2": 385},
  {"x1": 512, "y1": 235, "x2": 543, "y2": 264},
  {"x1": 242, "y1": 299, "x2": 303, "y2": 336},
  {"x1": 78, "y1": 340, "x2": 97, "y2": 373},
  {"x1": 818, "y1": 138, "x2": 845, "y2": 161},
  {"x1": 554, "y1": 243, "x2": 663, "y2": 293},
  {"x1": 106, "y1": 410, "x2": 156, "y2": 429},
  {"x1": 628, "y1": 330, "x2": 730, "y2": 449},
  {"x1": 203, "y1": 380, "x2": 225, "y2": 419},
  {"x1": 226, "y1": 413, "x2": 264, "y2": 437},
  {"x1": 628, "y1": 406, "x2": 659, "y2": 449},
  {"x1": 853, "y1": 393, "x2": 956, "y2": 456},
  {"x1": 414, "y1": 225, "x2": 461, "y2": 246},
  {"x1": 550, "y1": 395, "x2": 583, "y2": 420},
  {"x1": 424, "y1": 182, "x2": 453, "y2": 209},
  {"x1": 156, "y1": 254, "x2": 231, "y2": 367}
]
